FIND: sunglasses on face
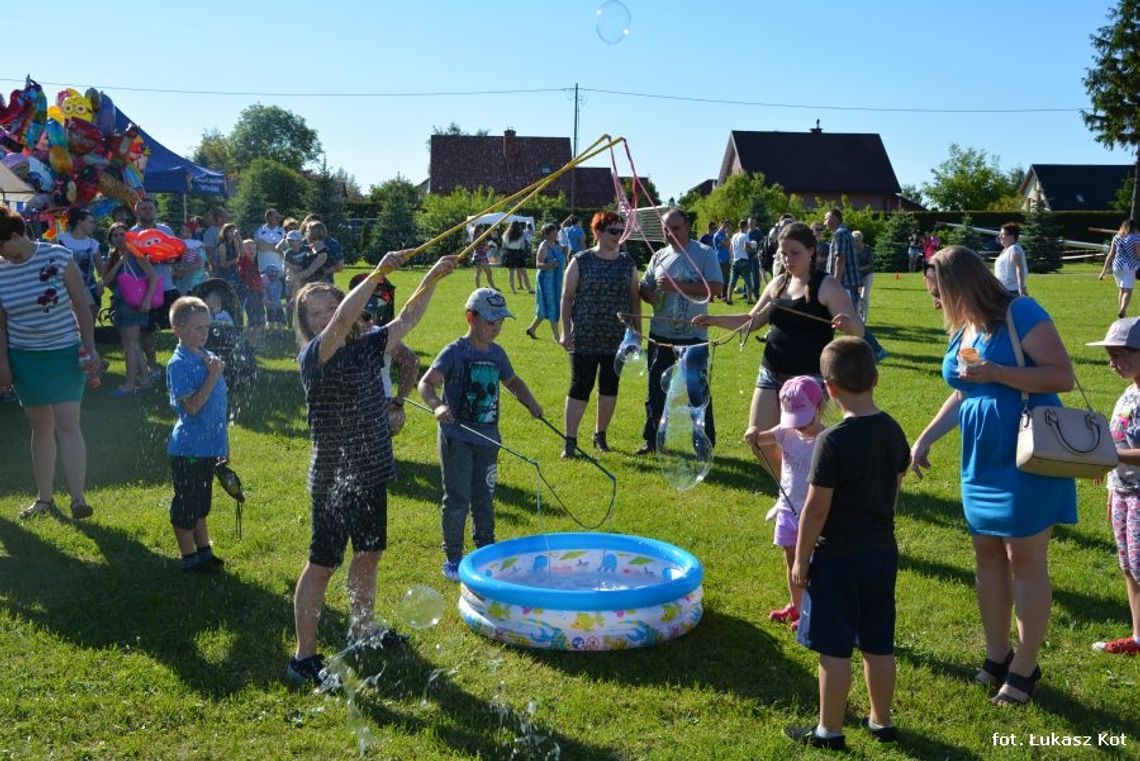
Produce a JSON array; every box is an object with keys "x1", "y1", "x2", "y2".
[
  {"x1": 360, "y1": 312, "x2": 375, "y2": 322},
  {"x1": 604, "y1": 227, "x2": 624, "y2": 235}
]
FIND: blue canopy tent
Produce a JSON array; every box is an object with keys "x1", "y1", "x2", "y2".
[{"x1": 113, "y1": 109, "x2": 227, "y2": 196}]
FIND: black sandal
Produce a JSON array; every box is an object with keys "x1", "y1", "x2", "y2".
[
  {"x1": 992, "y1": 665, "x2": 1041, "y2": 706},
  {"x1": 974, "y1": 650, "x2": 1014, "y2": 687}
]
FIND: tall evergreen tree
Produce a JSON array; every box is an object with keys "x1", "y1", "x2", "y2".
[
  {"x1": 1021, "y1": 200, "x2": 1063, "y2": 274},
  {"x1": 1082, "y1": 0, "x2": 1140, "y2": 221}
]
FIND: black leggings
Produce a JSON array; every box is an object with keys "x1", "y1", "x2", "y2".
[{"x1": 568, "y1": 352, "x2": 620, "y2": 401}]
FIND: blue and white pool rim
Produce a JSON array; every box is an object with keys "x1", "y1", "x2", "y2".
[{"x1": 458, "y1": 532, "x2": 704, "y2": 651}]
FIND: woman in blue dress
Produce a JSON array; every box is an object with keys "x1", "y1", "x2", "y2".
[
  {"x1": 525, "y1": 223, "x2": 565, "y2": 342},
  {"x1": 910, "y1": 246, "x2": 1077, "y2": 706}
]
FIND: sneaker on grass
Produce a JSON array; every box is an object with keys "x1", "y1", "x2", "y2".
[
  {"x1": 441, "y1": 559, "x2": 460, "y2": 583},
  {"x1": 287, "y1": 654, "x2": 335, "y2": 689},
  {"x1": 1093, "y1": 636, "x2": 1140, "y2": 655}
]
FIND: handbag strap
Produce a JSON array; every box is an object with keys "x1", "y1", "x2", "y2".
[{"x1": 1003, "y1": 305, "x2": 1094, "y2": 412}]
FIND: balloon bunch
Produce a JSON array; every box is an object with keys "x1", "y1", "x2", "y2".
[{"x1": 0, "y1": 79, "x2": 148, "y2": 232}]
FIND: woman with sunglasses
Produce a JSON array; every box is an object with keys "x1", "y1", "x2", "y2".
[
  {"x1": 558, "y1": 211, "x2": 640, "y2": 458},
  {"x1": 912, "y1": 246, "x2": 1076, "y2": 706},
  {"x1": 100, "y1": 222, "x2": 159, "y2": 396}
]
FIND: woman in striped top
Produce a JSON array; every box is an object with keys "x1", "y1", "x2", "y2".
[
  {"x1": 1100, "y1": 219, "x2": 1139, "y2": 319},
  {"x1": 0, "y1": 205, "x2": 99, "y2": 520}
]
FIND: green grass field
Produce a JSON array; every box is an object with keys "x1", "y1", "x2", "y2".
[{"x1": 1, "y1": 263, "x2": 1137, "y2": 760}]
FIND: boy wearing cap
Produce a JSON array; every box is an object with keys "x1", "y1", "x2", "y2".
[
  {"x1": 418, "y1": 288, "x2": 544, "y2": 582},
  {"x1": 1087, "y1": 318, "x2": 1140, "y2": 656},
  {"x1": 786, "y1": 337, "x2": 910, "y2": 751}
]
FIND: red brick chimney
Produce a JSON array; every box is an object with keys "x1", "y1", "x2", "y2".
[{"x1": 503, "y1": 129, "x2": 516, "y2": 162}]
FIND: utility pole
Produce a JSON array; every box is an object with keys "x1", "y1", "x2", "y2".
[{"x1": 571, "y1": 82, "x2": 579, "y2": 210}]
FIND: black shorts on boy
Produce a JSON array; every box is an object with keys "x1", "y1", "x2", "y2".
[
  {"x1": 308, "y1": 483, "x2": 388, "y2": 568},
  {"x1": 169, "y1": 456, "x2": 216, "y2": 529},
  {"x1": 796, "y1": 545, "x2": 898, "y2": 657}
]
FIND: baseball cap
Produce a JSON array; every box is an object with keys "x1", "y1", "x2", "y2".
[
  {"x1": 1087, "y1": 317, "x2": 1140, "y2": 349},
  {"x1": 779, "y1": 376, "x2": 824, "y2": 428},
  {"x1": 349, "y1": 272, "x2": 384, "y2": 317},
  {"x1": 465, "y1": 288, "x2": 514, "y2": 322},
  {"x1": 285, "y1": 230, "x2": 303, "y2": 241}
]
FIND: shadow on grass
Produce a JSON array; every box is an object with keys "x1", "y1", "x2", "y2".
[
  {"x1": 0, "y1": 515, "x2": 291, "y2": 696},
  {"x1": 899, "y1": 550, "x2": 1130, "y2": 629},
  {"x1": 0, "y1": 516, "x2": 623, "y2": 758},
  {"x1": 343, "y1": 643, "x2": 622, "y2": 760},
  {"x1": 894, "y1": 645, "x2": 1140, "y2": 757},
  {"x1": 520, "y1": 608, "x2": 816, "y2": 706}
]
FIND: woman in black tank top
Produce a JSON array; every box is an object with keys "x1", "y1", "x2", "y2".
[{"x1": 693, "y1": 222, "x2": 862, "y2": 473}]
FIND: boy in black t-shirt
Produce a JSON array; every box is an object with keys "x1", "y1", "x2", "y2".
[{"x1": 786, "y1": 337, "x2": 910, "y2": 751}]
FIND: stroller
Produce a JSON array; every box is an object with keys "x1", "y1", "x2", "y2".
[{"x1": 190, "y1": 278, "x2": 258, "y2": 393}]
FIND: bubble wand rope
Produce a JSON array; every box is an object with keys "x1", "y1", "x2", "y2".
[
  {"x1": 403, "y1": 397, "x2": 616, "y2": 531},
  {"x1": 609, "y1": 140, "x2": 716, "y2": 306}
]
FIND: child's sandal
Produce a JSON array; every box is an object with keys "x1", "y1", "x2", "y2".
[
  {"x1": 974, "y1": 649, "x2": 1014, "y2": 687},
  {"x1": 991, "y1": 665, "x2": 1041, "y2": 707}
]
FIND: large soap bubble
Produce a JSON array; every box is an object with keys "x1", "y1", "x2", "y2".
[
  {"x1": 614, "y1": 326, "x2": 646, "y2": 377},
  {"x1": 655, "y1": 345, "x2": 713, "y2": 491},
  {"x1": 595, "y1": 0, "x2": 631, "y2": 45},
  {"x1": 397, "y1": 585, "x2": 445, "y2": 630}
]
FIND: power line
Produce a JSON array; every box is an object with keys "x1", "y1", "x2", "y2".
[
  {"x1": 0, "y1": 77, "x2": 1085, "y2": 113},
  {"x1": 581, "y1": 87, "x2": 1085, "y2": 114},
  {"x1": 0, "y1": 78, "x2": 570, "y2": 99}
]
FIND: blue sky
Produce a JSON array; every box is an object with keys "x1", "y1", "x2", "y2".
[{"x1": 2, "y1": 0, "x2": 1129, "y2": 202}]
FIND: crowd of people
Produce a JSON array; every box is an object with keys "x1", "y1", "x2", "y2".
[{"x1": 4, "y1": 198, "x2": 1140, "y2": 749}]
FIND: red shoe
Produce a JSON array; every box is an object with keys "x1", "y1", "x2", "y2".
[
  {"x1": 769, "y1": 604, "x2": 799, "y2": 623},
  {"x1": 1093, "y1": 636, "x2": 1140, "y2": 655}
]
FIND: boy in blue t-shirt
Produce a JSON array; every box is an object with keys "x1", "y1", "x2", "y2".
[
  {"x1": 166, "y1": 296, "x2": 229, "y2": 573},
  {"x1": 418, "y1": 288, "x2": 543, "y2": 582},
  {"x1": 786, "y1": 337, "x2": 910, "y2": 751}
]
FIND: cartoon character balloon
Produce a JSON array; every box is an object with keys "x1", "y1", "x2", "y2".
[{"x1": 126, "y1": 228, "x2": 187, "y2": 263}]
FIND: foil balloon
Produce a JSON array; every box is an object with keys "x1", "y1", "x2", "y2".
[
  {"x1": 46, "y1": 105, "x2": 65, "y2": 124},
  {"x1": 94, "y1": 92, "x2": 116, "y2": 136},
  {"x1": 655, "y1": 345, "x2": 713, "y2": 492},
  {"x1": 59, "y1": 90, "x2": 93, "y2": 122},
  {"x1": 65, "y1": 118, "x2": 103, "y2": 157},
  {"x1": 21, "y1": 85, "x2": 47, "y2": 148},
  {"x1": 98, "y1": 173, "x2": 138, "y2": 206},
  {"x1": 126, "y1": 228, "x2": 186, "y2": 263}
]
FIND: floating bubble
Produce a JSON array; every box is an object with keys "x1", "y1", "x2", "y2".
[
  {"x1": 656, "y1": 346, "x2": 713, "y2": 492},
  {"x1": 614, "y1": 327, "x2": 646, "y2": 377},
  {"x1": 397, "y1": 584, "x2": 445, "y2": 630},
  {"x1": 595, "y1": 0, "x2": 630, "y2": 45}
]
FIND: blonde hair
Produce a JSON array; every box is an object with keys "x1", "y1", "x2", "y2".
[
  {"x1": 169, "y1": 296, "x2": 210, "y2": 328},
  {"x1": 930, "y1": 245, "x2": 1012, "y2": 334}
]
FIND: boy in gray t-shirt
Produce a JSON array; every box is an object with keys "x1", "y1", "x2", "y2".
[{"x1": 418, "y1": 288, "x2": 543, "y2": 582}]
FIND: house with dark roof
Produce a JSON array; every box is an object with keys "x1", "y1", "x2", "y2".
[
  {"x1": 718, "y1": 127, "x2": 904, "y2": 211},
  {"x1": 1018, "y1": 164, "x2": 1132, "y2": 211},
  {"x1": 428, "y1": 130, "x2": 628, "y2": 209}
]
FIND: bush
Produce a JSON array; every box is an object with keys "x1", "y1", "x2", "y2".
[
  {"x1": 1021, "y1": 201, "x2": 1063, "y2": 273},
  {"x1": 875, "y1": 211, "x2": 917, "y2": 272}
]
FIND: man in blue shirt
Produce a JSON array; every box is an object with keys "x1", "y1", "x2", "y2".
[{"x1": 712, "y1": 220, "x2": 732, "y2": 301}]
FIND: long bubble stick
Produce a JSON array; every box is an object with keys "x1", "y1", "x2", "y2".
[
  {"x1": 373, "y1": 134, "x2": 621, "y2": 284},
  {"x1": 396, "y1": 137, "x2": 627, "y2": 308}
]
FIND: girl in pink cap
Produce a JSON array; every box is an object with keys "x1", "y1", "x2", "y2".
[{"x1": 748, "y1": 375, "x2": 826, "y2": 630}]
